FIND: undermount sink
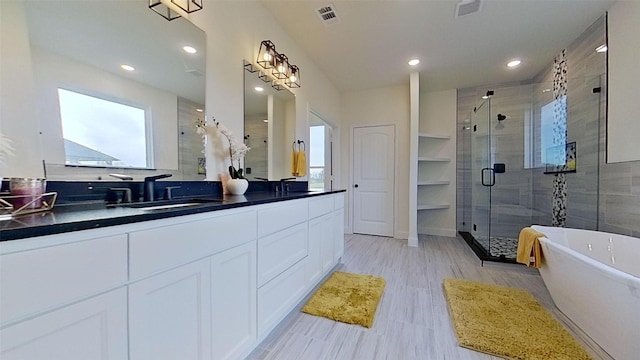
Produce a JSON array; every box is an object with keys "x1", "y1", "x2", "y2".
[
  {"x1": 132, "y1": 202, "x2": 207, "y2": 211},
  {"x1": 110, "y1": 198, "x2": 222, "y2": 211}
]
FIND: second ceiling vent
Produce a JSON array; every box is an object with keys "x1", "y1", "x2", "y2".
[
  {"x1": 455, "y1": 0, "x2": 483, "y2": 18},
  {"x1": 315, "y1": 4, "x2": 341, "y2": 26}
]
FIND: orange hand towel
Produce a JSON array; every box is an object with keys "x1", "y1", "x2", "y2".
[
  {"x1": 516, "y1": 227, "x2": 546, "y2": 268},
  {"x1": 296, "y1": 150, "x2": 307, "y2": 177},
  {"x1": 292, "y1": 150, "x2": 299, "y2": 176}
]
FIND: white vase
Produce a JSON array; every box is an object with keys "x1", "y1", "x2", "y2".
[{"x1": 226, "y1": 178, "x2": 248, "y2": 195}]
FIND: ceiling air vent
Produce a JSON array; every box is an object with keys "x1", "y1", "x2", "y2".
[
  {"x1": 455, "y1": 0, "x2": 483, "y2": 18},
  {"x1": 315, "y1": 4, "x2": 341, "y2": 26}
]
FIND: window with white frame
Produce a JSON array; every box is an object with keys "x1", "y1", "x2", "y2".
[
  {"x1": 309, "y1": 125, "x2": 325, "y2": 190},
  {"x1": 57, "y1": 88, "x2": 149, "y2": 168}
]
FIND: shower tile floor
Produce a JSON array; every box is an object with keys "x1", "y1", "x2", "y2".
[{"x1": 476, "y1": 237, "x2": 519, "y2": 259}]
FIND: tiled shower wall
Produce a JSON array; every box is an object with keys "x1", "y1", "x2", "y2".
[{"x1": 457, "y1": 15, "x2": 640, "y2": 238}]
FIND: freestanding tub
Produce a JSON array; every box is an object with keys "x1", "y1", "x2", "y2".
[{"x1": 531, "y1": 225, "x2": 640, "y2": 360}]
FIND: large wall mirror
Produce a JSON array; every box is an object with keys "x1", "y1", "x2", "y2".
[
  {"x1": 606, "y1": 2, "x2": 640, "y2": 163},
  {"x1": 243, "y1": 62, "x2": 296, "y2": 180},
  {"x1": 6, "y1": 0, "x2": 206, "y2": 180}
]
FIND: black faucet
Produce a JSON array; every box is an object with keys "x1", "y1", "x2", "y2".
[
  {"x1": 278, "y1": 177, "x2": 296, "y2": 193},
  {"x1": 143, "y1": 174, "x2": 172, "y2": 201}
]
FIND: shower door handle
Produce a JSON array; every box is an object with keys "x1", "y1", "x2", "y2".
[{"x1": 481, "y1": 167, "x2": 495, "y2": 187}]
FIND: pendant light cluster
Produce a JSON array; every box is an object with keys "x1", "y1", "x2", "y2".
[
  {"x1": 256, "y1": 40, "x2": 301, "y2": 90},
  {"x1": 149, "y1": 0, "x2": 203, "y2": 21}
]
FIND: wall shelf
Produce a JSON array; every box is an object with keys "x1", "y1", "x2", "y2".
[
  {"x1": 418, "y1": 133, "x2": 450, "y2": 140},
  {"x1": 418, "y1": 180, "x2": 450, "y2": 186},
  {"x1": 418, "y1": 157, "x2": 450, "y2": 162},
  {"x1": 417, "y1": 204, "x2": 450, "y2": 210}
]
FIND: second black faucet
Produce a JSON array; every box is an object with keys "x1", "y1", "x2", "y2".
[{"x1": 143, "y1": 174, "x2": 173, "y2": 201}]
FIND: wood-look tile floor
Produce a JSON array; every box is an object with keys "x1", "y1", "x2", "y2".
[{"x1": 246, "y1": 234, "x2": 613, "y2": 360}]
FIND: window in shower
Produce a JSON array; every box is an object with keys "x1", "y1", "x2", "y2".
[
  {"x1": 524, "y1": 93, "x2": 568, "y2": 169},
  {"x1": 537, "y1": 95, "x2": 567, "y2": 167}
]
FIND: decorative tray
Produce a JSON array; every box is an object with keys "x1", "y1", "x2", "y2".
[{"x1": 0, "y1": 192, "x2": 58, "y2": 220}]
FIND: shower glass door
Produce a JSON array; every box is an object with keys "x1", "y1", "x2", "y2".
[{"x1": 471, "y1": 99, "x2": 491, "y2": 255}]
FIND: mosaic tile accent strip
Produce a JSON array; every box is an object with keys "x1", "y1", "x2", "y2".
[{"x1": 552, "y1": 49, "x2": 568, "y2": 227}]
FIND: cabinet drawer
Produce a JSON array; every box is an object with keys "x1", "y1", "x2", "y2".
[
  {"x1": 257, "y1": 222, "x2": 308, "y2": 287},
  {"x1": 334, "y1": 193, "x2": 345, "y2": 210},
  {"x1": 0, "y1": 234, "x2": 128, "y2": 325},
  {"x1": 257, "y1": 199, "x2": 308, "y2": 237},
  {"x1": 257, "y1": 259, "x2": 307, "y2": 339},
  {"x1": 308, "y1": 195, "x2": 334, "y2": 219},
  {"x1": 129, "y1": 209, "x2": 256, "y2": 279}
]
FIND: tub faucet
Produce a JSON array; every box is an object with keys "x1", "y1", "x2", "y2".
[{"x1": 143, "y1": 174, "x2": 172, "y2": 201}]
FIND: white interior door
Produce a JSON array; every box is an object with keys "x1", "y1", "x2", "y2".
[{"x1": 353, "y1": 125, "x2": 395, "y2": 236}]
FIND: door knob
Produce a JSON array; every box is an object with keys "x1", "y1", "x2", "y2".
[{"x1": 354, "y1": 184, "x2": 359, "y2": 188}]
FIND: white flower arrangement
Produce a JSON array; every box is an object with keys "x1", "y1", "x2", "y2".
[{"x1": 195, "y1": 117, "x2": 250, "y2": 179}]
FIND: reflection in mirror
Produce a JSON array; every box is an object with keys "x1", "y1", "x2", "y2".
[
  {"x1": 243, "y1": 62, "x2": 296, "y2": 180},
  {"x1": 13, "y1": 0, "x2": 206, "y2": 180}
]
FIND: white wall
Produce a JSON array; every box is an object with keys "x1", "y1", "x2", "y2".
[
  {"x1": 0, "y1": 2, "x2": 41, "y2": 178},
  {"x1": 341, "y1": 85, "x2": 411, "y2": 238},
  {"x1": 189, "y1": 3, "x2": 340, "y2": 181}
]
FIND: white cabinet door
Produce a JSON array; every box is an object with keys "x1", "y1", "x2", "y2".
[
  {"x1": 333, "y1": 208, "x2": 345, "y2": 262},
  {"x1": 308, "y1": 212, "x2": 334, "y2": 276},
  {"x1": 211, "y1": 241, "x2": 257, "y2": 360},
  {"x1": 129, "y1": 259, "x2": 212, "y2": 360},
  {"x1": 0, "y1": 288, "x2": 128, "y2": 360},
  {"x1": 306, "y1": 214, "x2": 325, "y2": 286}
]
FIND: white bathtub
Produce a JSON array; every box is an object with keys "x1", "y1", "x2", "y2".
[{"x1": 531, "y1": 225, "x2": 640, "y2": 360}]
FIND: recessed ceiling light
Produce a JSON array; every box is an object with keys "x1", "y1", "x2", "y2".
[
  {"x1": 120, "y1": 64, "x2": 135, "y2": 71},
  {"x1": 196, "y1": 108, "x2": 203, "y2": 112},
  {"x1": 595, "y1": 44, "x2": 607, "y2": 53},
  {"x1": 183, "y1": 46, "x2": 197, "y2": 54},
  {"x1": 506, "y1": 59, "x2": 522, "y2": 68},
  {"x1": 254, "y1": 86, "x2": 264, "y2": 92},
  {"x1": 408, "y1": 59, "x2": 420, "y2": 66}
]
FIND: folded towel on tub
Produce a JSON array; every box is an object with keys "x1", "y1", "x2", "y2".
[{"x1": 516, "y1": 227, "x2": 546, "y2": 268}]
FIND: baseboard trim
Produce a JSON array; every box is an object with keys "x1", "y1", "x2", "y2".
[
  {"x1": 418, "y1": 228, "x2": 457, "y2": 237},
  {"x1": 407, "y1": 236, "x2": 419, "y2": 247},
  {"x1": 395, "y1": 230, "x2": 409, "y2": 240}
]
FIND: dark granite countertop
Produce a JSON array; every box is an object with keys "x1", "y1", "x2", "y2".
[{"x1": 0, "y1": 190, "x2": 345, "y2": 242}]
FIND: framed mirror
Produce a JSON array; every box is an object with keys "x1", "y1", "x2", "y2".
[
  {"x1": 8, "y1": 0, "x2": 206, "y2": 180},
  {"x1": 243, "y1": 62, "x2": 296, "y2": 180}
]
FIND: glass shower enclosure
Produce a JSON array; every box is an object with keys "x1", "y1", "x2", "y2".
[
  {"x1": 469, "y1": 90, "x2": 534, "y2": 261},
  {"x1": 461, "y1": 78, "x2": 602, "y2": 262}
]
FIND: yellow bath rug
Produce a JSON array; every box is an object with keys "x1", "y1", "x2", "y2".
[
  {"x1": 302, "y1": 271, "x2": 386, "y2": 328},
  {"x1": 443, "y1": 278, "x2": 593, "y2": 360}
]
